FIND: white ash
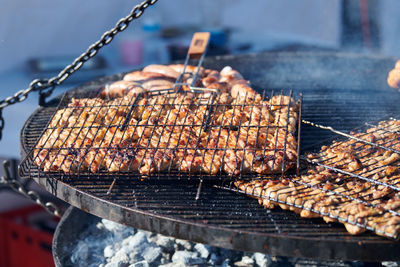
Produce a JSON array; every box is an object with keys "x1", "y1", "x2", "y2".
[
  {"x1": 382, "y1": 263, "x2": 400, "y2": 267},
  {"x1": 234, "y1": 255, "x2": 254, "y2": 266},
  {"x1": 104, "y1": 245, "x2": 115, "y2": 258},
  {"x1": 253, "y1": 252, "x2": 271, "y2": 267},
  {"x1": 70, "y1": 218, "x2": 370, "y2": 267},
  {"x1": 194, "y1": 243, "x2": 211, "y2": 259}
]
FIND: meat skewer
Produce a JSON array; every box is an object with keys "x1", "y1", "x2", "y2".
[{"x1": 234, "y1": 118, "x2": 400, "y2": 238}]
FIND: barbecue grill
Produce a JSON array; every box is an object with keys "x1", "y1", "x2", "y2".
[{"x1": 19, "y1": 52, "x2": 400, "y2": 261}]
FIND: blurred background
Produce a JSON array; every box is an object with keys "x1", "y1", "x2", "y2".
[{"x1": 1, "y1": 0, "x2": 400, "y2": 265}]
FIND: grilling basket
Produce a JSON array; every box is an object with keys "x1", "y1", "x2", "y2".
[{"x1": 2, "y1": 0, "x2": 400, "y2": 262}]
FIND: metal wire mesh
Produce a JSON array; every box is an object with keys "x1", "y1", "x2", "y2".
[
  {"x1": 219, "y1": 118, "x2": 400, "y2": 239},
  {"x1": 19, "y1": 88, "x2": 301, "y2": 181}
]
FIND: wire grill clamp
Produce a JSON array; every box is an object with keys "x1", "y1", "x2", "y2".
[
  {"x1": 219, "y1": 117, "x2": 400, "y2": 239},
  {"x1": 18, "y1": 87, "x2": 301, "y2": 206}
]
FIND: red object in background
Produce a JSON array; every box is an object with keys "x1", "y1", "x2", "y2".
[
  {"x1": 359, "y1": 0, "x2": 371, "y2": 49},
  {"x1": 0, "y1": 205, "x2": 56, "y2": 267},
  {"x1": 120, "y1": 39, "x2": 143, "y2": 66}
]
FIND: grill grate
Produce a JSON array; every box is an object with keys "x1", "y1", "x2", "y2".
[
  {"x1": 19, "y1": 88, "x2": 301, "y2": 181},
  {"x1": 19, "y1": 53, "x2": 400, "y2": 260}
]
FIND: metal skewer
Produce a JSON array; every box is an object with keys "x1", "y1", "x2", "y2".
[{"x1": 302, "y1": 119, "x2": 400, "y2": 155}]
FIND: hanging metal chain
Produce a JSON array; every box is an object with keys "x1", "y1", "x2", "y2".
[
  {"x1": 1, "y1": 160, "x2": 61, "y2": 217},
  {"x1": 0, "y1": 0, "x2": 158, "y2": 140}
]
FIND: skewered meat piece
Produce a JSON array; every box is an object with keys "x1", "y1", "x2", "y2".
[
  {"x1": 142, "y1": 64, "x2": 181, "y2": 79},
  {"x1": 231, "y1": 83, "x2": 257, "y2": 99},
  {"x1": 102, "y1": 64, "x2": 255, "y2": 99},
  {"x1": 169, "y1": 64, "x2": 204, "y2": 78},
  {"x1": 387, "y1": 59, "x2": 400, "y2": 89},
  {"x1": 100, "y1": 81, "x2": 145, "y2": 98},
  {"x1": 123, "y1": 71, "x2": 167, "y2": 82}
]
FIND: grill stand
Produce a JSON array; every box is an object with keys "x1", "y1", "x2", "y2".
[{"x1": 20, "y1": 52, "x2": 400, "y2": 262}]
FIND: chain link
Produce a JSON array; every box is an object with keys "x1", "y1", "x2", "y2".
[
  {"x1": 0, "y1": 0, "x2": 157, "y2": 139},
  {"x1": 0, "y1": 109, "x2": 4, "y2": 140},
  {"x1": 1, "y1": 161, "x2": 61, "y2": 217}
]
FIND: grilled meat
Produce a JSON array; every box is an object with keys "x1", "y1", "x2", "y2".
[
  {"x1": 387, "y1": 59, "x2": 400, "y2": 89},
  {"x1": 235, "y1": 119, "x2": 400, "y2": 238},
  {"x1": 33, "y1": 65, "x2": 299, "y2": 177}
]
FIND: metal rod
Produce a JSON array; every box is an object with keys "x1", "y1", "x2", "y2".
[
  {"x1": 120, "y1": 93, "x2": 142, "y2": 131},
  {"x1": 281, "y1": 90, "x2": 294, "y2": 174},
  {"x1": 302, "y1": 155, "x2": 400, "y2": 192},
  {"x1": 195, "y1": 179, "x2": 203, "y2": 201},
  {"x1": 296, "y1": 94, "x2": 303, "y2": 176},
  {"x1": 365, "y1": 121, "x2": 400, "y2": 135},
  {"x1": 106, "y1": 178, "x2": 116, "y2": 195},
  {"x1": 202, "y1": 92, "x2": 217, "y2": 132},
  {"x1": 302, "y1": 119, "x2": 400, "y2": 155}
]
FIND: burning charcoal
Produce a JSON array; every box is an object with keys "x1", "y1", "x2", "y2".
[
  {"x1": 105, "y1": 262, "x2": 128, "y2": 267},
  {"x1": 96, "y1": 221, "x2": 107, "y2": 230},
  {"x1": 102, "y1": 219, "x2": 128, "y2": 233},
  {"x1": 122, "y1": 235, "x2": 135, "y2": 247},
  {"x1": 159, "y1": 263, "x2": 186, "y2": 267},
  {"x1": 194, "y1": 243, "x2": 211, "y2": 259},
  {"x1": 128, "y1": 260, "x2": 150, "y2": 267},
  {"x1": 105, "y1": 263, "x2": 126, "y2": 267},
  {"x1": 128, "y1": 251, "x2": 144, "y2": 263},
  {"x1": 109, "y1": 249, "x2": 130, "y2": 267},
  {"x1": 128, "y1": 231, "x2": 149, "y2": 252},
  {"x1": 155, "y1": 235, "x2": 175, "y2": 253},
  {"x1": 142, "y1": 245, "x2": 162, "y2": 264},
  {"x1": 253, "y1": 253, "x2": 272, "y2": 267},
  {"x1": 142, "y1": 230, "x2": 157, "y2": 241},
  {"x1": 116, "y1": 228, "x2": 137, "y2": 241},
  {"x1": 171, "y1": 251, "x2": 204, "y2": 265},
  {"x1": 234, "y1": 256, "x2": 255, "y2": 267},
  {"x1": 175, "y1": 238, "x2": 193, "y2": 250},
  {"x1": 381, "y1": 263, "x2": 400, "y2": 267},
  {"x1": 104, "y1": 245, "x2": 115, "y2": 258}
]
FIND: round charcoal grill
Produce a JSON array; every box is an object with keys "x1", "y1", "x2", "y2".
[{"x1": 21, "y1": 52, "x2": 400, "y2": 261}]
